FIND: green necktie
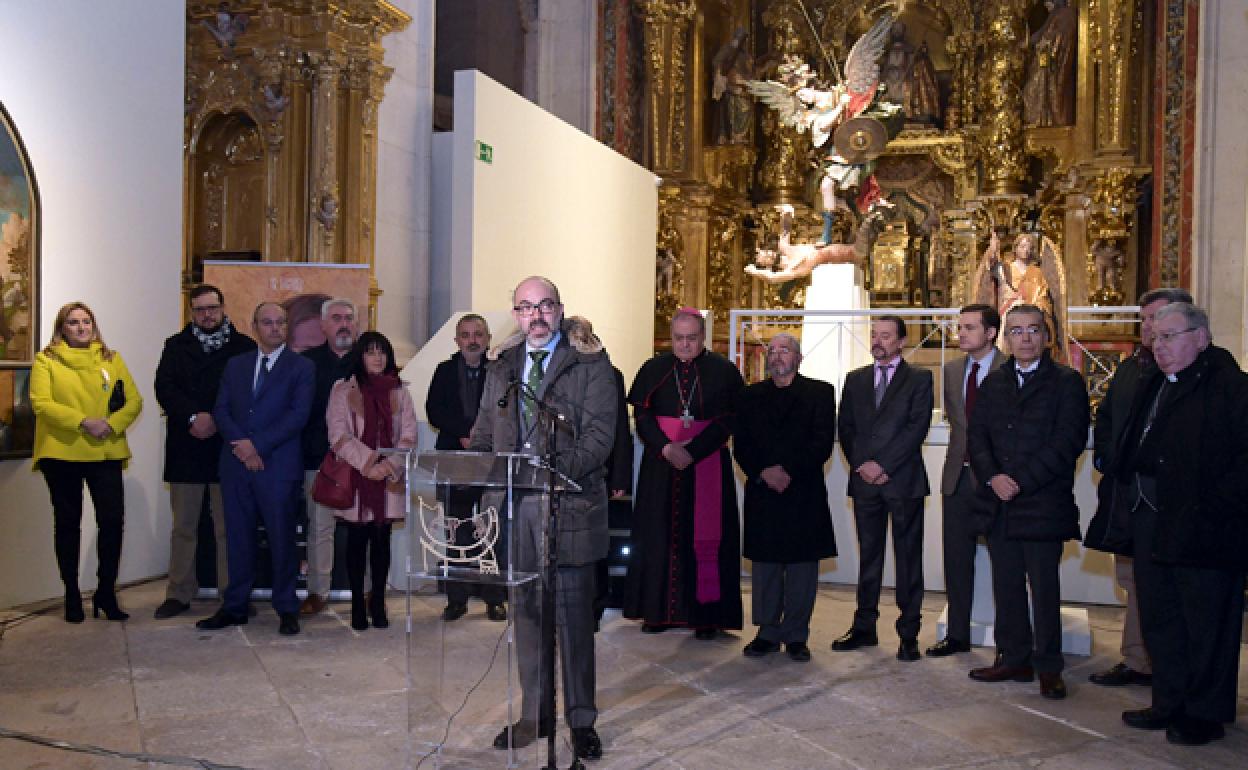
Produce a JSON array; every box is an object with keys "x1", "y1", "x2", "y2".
[{"x1": 523, "y1": 350, "x2": 548, "y2": 425}]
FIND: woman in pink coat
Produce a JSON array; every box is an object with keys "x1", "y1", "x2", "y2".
[{"x1": 325, "y1": 331, "x2": 417, "y2": 630}]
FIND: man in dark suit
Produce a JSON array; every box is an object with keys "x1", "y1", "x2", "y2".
[
  {"x1": 152, "y1": 284, "x2": 255, "y2": 619},
  {"x1": 735, "y1": 333, "x2": 837, "y2": 663},
  {"x1": 968, "y1": 304, "x2": 1089, "y2": 699},
  {"x1": 197, "y1": 302, "x2": 315, "y2": 636},
  {"x1": 426, "y1": 313, "x2": 506, "y2": 622},
  {"x1": 927, "y1": 304, "x2": 1002, "y2": 656},
  {"x1": 1113, "y1": 302, "x2": 1248, "y2": 745},
  {"x1": 1086, "y1": 288, "x2": 1189, "y2": 687},
  {"x1": 470, "y1": 276, "x2": 617, "y2": 761},
  {"x1": 834, "y1": 315, "x2": 933, "y2": 661}
]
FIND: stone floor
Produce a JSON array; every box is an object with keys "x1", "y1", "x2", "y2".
[{"x1": 1, "y1": 579, "x2": 1245, "y2": 769}]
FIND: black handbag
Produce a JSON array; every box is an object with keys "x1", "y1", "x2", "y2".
[{"x1": 107, "y1": 380, "x2": 126, "y2": 414}]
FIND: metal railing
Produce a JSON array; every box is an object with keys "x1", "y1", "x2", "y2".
[{"x1": 728, "y1": 306, "x2": 1140, "y2": 411}]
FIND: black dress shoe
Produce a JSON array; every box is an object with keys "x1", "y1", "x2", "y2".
[
  {"x1": 743, "y1": 637, "x2": 780, "y2": 657},
  {"x1": 154, "y1": 599, "x2": 190, "y2": 619},
  {"x1": 572, "y1": 726, "x2": 603, "y2": 760},
  {"x1": 1122, "y1": 707, "x2": 1173, "y2": 730},
  {"x1": 196, "y1": 609, "x2": 247, "y2": 630},
  {"x1": 1166, "y1": 715, "x2": 1224, "y2": 746},
  {"x1": 1089, "y1": 661, "x2": 1152, "y2": 687},
  {"x1": 247, "y1": 603, "x2": 258, "y2": 618},
  {"x1": 694, "y1": 627, "x2": 717, "y2": 640},
  {"x1": 492, "y1": 719, "x2": 549, "y2": 750},
  {"x1": 969, "y1": 661, "x2": 1034, "y2": 682},
  {"x1": 640, "y1": 623, "x2": 668, "y2": 633},
  {"x1": 1039, "y1": 672, "x2": 1067, "y2": 699},
  {"x1": 786, "y1": 642, "x2": 812, "y2": 662},
  {"x1": 897, "y1": 639, "x2": 921, "y2": 662},
  {"x1": 486, "y1": 603, "x2": 508, "y2": 622},
  {"x1": 831, "y1": 628, "x2": 878, "y2": 651},
  {"x1": 442, "y1": 603, "x2": 467, "y2": 622},
  {"x1": 278, "y1": 613, "x2": 300, "y2": 636},
  {"x1": 925, "y1": 637, "x2": 970, "y2": 657}
]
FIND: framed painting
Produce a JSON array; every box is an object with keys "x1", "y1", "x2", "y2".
[
  {"x1": 1, "y1": 101, "x2": 39, "y2": 367},
  {"x1": 0, "y1": 367, "x2": 33, "y2": 459}
]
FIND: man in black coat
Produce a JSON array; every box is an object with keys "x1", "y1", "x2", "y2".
[
  {"x1": 152, "y1": 284, "x2": 255, "y2": 619},
  {"x1": 425, "y1": 313, "x2": 505, "y2": 621},
  {"x1": 968, "y1": 304, "x2": 1089, "y2": 700},
  {"x1": 734, "y1": 334, "x2": 836, "y2": 663},
  {"x1": 298, "y1": 298, "x2": 358, "y2": 614},
  {"x1": 1113, "y1": 302, "x2": 1248, "y2": 746},
  {"x1": 1086, "y1": 288, "x2": 1189, "y2": 687},
  {"x1": 834, "y1": 315, "x2": 933, "y2": 661}
]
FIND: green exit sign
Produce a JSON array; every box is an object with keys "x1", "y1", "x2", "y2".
[{"x1": 476, "y1": 140, "x2": 493, "y2": 164}]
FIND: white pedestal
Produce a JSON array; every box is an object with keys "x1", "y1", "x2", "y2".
[{"x1": 799, "y1": 263, "x2": 871, "y2": 391}]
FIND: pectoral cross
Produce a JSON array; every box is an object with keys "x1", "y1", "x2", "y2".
[{"x1": 680, "y1": 408, "x2": 693, "y2": 429}]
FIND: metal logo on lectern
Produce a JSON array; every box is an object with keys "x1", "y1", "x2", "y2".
[{"x1": 417, "y1": 499, "x2": 501, "y2": 576}]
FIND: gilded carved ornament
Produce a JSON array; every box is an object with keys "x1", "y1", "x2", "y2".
[{"x1": 638, "y1": 0, "x2": 696, "y2": 174}]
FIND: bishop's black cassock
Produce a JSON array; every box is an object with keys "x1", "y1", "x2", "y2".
[{"x1": 624, "y1": 349, "x2": 744, "y2": 630}]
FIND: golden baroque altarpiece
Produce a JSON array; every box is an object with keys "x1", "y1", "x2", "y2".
[
  {"x1": 632, "y1": 0, "x2": 1156, "y2": 342},
  {"x1": 183, "y1": 1, "x2": 410, "y2": 326}
]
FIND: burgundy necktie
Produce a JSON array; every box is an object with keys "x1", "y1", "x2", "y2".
[{"x1": 963, "y1": 361, "x2": 980, "y2": 462}]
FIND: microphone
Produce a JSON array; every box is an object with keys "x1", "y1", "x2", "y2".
[{"x1": 498, "y1": 373, "x2": 519, "y2": 408}]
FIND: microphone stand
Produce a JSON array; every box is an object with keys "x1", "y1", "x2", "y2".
[{"x1": 517, "y1": 381, "x2": 583, "y2": 770}]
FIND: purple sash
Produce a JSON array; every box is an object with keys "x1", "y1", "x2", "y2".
[{"x1": 657, "y1": 416, "x2": 722, "y2": 604}]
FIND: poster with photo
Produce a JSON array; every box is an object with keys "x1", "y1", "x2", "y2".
[
  {"x1": 202, "y1": 261, "x2": 371, "y2": 352},
  {"x1": 0, "y1": 103, "x2": 38, "y2": 366}
]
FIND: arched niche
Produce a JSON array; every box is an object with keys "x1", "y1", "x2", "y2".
[{"x1": 187, "y1": 111, "x2": 267, "y2": 282}]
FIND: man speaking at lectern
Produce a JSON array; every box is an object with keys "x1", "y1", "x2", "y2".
[{"x1": 469, "y1": 276, "x2": 617, "y2": 761}]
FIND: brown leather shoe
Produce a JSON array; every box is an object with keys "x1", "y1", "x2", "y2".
[
  {"x1": 1039, "y1": 672, "x2": 1067, "y2": 699},
  {"x1": 299, "y1": 594, "x2": 327, "y2": 615},
  {"x1": 969, "y1": 661, "x2": 1034, "y2": 683}
]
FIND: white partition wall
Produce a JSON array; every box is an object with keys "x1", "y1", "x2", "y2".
[
  {"x1": 0, "y1": 2, "x2": 184, "y2": 607},
  {"x1": 434, "y1": 70, "x2": 657, "y2": 384}
]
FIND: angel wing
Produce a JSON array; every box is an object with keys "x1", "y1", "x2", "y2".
[
  {"x1": 745, "y1": 79, "x2": 804, "y2": 126},
  {"x1": 843, "y1": 15, "x2": 893, "y2": 117},
  {"x1": 1037, "y1": 235, "x2": 1070, "y2": 363}
]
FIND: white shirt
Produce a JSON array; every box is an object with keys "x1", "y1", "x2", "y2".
[
  {"x1": 963, "y1": 348, "x2": 996, "y2": 399},
  {"x1": 1014, "y1": 358, "x2": 1040, "y2": 387},
  {"x1": 522, "y1": 331, "x2": 561, "y2": 385},
  {"x1": 253, "y1": 344, "x2": 286, "y2": 390}
]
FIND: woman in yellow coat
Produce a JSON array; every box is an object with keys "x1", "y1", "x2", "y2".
[{"x1": 31, "y1": 302, "x2": 143, "y2": 622}]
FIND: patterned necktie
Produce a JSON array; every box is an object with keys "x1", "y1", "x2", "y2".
[
  {"x1": 523, "y1": 350, "x2": 548, "y2": 424},
  {"x1": 254, "y1": 355, "x2": 270, "y2": 396},
  {"x1": 963, "y1": 361, "x2": 980, "y2": 462},
  {"x1": 874, "y1": 364, "x2": 893, "y2": 408}
]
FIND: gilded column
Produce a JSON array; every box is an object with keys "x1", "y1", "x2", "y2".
[
  {"x1": 637, "y1": 0, "x2": 696, "y2": 177},
  {"x1": 944, "y1": 31, "x2": 977, "y2": 130},
  {"x1": 306, "y1": 51, "x2": 342, "y2": 262},
  {"x1": 1093, "y1": 0, "x2": 1141, "y2": 156},
  {"x1": 979, "y1": 0, "x2": 1027, "y2": 194}
]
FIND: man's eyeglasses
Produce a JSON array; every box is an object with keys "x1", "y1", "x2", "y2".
[
  {"x1": 1006, "y1": 325, "x2": 1044, "y2": 338},
  {"x1": 513, "y1": 299, "x2": 559, "y2": 316},
  {"x1": 1153, "y1": 327, "x2": 1198, "y2": 344},
  {"x1": 191, "y1": 304, "x2": 223, "y2": 314}
]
